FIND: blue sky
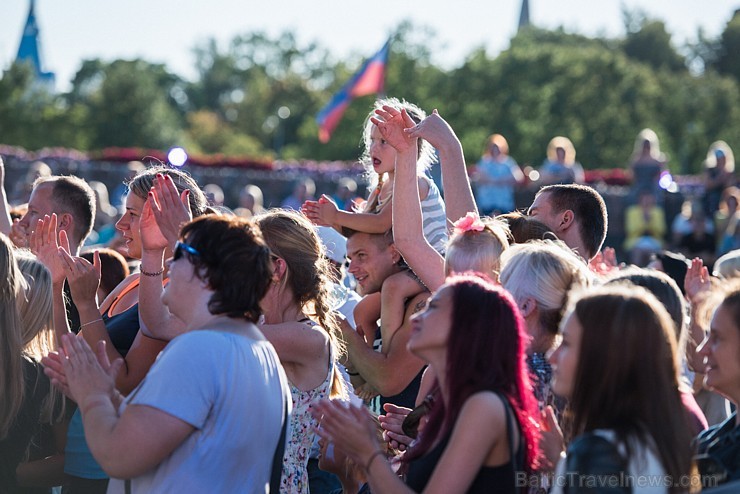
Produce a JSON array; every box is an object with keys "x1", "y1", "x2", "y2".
[{"x1": 1, "y1": 0, "x2": 738, "y2": 91}]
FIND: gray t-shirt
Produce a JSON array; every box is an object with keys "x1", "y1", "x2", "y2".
[{"x1": 107, "y1": 330, "x2": 290, "y2": 493}]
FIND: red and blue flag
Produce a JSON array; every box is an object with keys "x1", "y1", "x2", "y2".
[{"x1": 317, "y1": 39, "x2": 390, "y2": 143}]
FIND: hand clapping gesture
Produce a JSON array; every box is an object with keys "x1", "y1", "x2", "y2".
[{"x1": 30, "y1": 214, "x2": 73, "y2": 285}]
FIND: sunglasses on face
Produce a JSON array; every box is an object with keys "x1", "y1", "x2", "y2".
[{"x1": 173, "y1": 241, "x2": 201, "y2": 261}]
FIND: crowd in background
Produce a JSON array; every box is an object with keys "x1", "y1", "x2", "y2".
[{"x1": 0, "y1": 98, "x2": 738, "y2": 494}]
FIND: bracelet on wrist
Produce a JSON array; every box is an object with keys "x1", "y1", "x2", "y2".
[
  {"x1": 364, "y1": 450, "x2": 386, "y2": 472},
  {"x1": 140, "y1": 267, "x2": 165, "y2": 277},
  {"x1": 80, "y1": 318, "x2": 103, "y2": 329}
]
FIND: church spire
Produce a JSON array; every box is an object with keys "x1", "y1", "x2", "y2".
[
  {"x1": 518, "y1": 0, "x2": 530, "y2": 31},
  {"x1": 16, "y1": 0, "x2": 55, "y2": 89}
]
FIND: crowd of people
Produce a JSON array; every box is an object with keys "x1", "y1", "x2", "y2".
[{"x1": 0, "y1": 97, "x2": 738, "y2": 494}]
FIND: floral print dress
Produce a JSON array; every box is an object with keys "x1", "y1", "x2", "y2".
[{"x1": 280, "y1": 324, "x2": 334, "y2": 494}]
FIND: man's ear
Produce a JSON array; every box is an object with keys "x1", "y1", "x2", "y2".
[
  {"x1": 559, "y1": 209, "x2": 575, "y2": 231},
  {"x1": 57, "y1": 213, "x2": 74, "y2": 235}
]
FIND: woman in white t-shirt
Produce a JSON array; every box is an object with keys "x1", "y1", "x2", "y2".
[
  {"x1": 44, "y1": 215, "x2": 291, "y2": 493},
  {"x1": 548, "y1": 285, "x2": 695, "y2": 494}
]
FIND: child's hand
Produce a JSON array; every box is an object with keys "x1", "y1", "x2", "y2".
[
  {"x1": 371, "y1": 106, "x2": 417, "y2": 153},
  {"x1": 405, "y1": 109, "x2": 458, "y2": 151},
  {"x1": 301, "y1": 195, "x2": 338, "y2": 226}
]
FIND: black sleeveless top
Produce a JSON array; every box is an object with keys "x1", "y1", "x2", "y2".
[
  {"x1": 405, "y1": 395, "x2": 523, "y2": 494},
  {"x1": 102, "y1": 302, "x2": 140, "y2": 357}
]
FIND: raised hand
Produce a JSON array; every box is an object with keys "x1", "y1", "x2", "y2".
[
  {"x1": 41, "y1": 351, "x2": 73, "y2": 399},
  {"x1": 312, "y1": 398, "x2": 381, "y2": 466},
  {"x1": 56, "y1": 334, "x2": 123, "y2": 407},
  {"x1": 588, "y1": 247, "x2": 619, "y2": 277},
  {"x1": 301, "y1": 195, "x2": 338, "y2": 227},
  {"x1": 539, "y1": 405, "x2": 565, "y2": 471},
  {"x1": 140, "y1": 197, "x2": 170, "y2": 252},
  {"x1": 379, "y1": 403, "x2": 413, "y2": 451},
  {"x1": 370, "y1": 106, "x2": 417, "y2": 153},
  {"x1": 147, "y1": 174, "x2": 192, "y2": 249},
  {"x1": 30, "y1": 214, "x2": 70, "y2": 285},
  {"x1": 684, "y1": 257, "x2": 711, "y2": 303},
  {"x1": 9, "y1": 218, "x2": 29, "y2": 248},
  {"x1": 404, "y1": 109, "x2": 457, "y2": 151},
  {"x1": 58, "y1": 248, "x2": 101, "y2": 306}
]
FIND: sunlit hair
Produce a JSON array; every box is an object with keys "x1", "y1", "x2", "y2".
[
  {"x1": 536, "y1": 184, "x2": 608, "y2": 260},
  {"x1": 705, "y1": 140, "x2": 735, "y2": 173},
  {"x1": 127, "y1": 164, "x2": 208, "y2": 218},
  {"x1": 631, "y1": 128, "x2": 665, "y2": 162},
  {"x1": 33, "y1": 176, "x2": 96, "y2": 246},
  {"x1": 499, "y1": 240, "x2": 591, "y2": 335},
  {"x1": 565, "y1": 285, "x2": 694, "y2": 493},
  {"x1": 0, "y1": 234, "x2": 28, "y2": 438},
  {"x1": 404, "y1": 273, "x2": 541, "y2": 472},
  {"x1": 546, "y1": 136, "x2": 576, "y2": 165},
  {"x1": 444, "y1": 217, "x2": 510, "y2": 279},
  {"x1": 180, "y1": 215, "x2": 271, "y2": 323},
  {"x1": 15, "y1": 253, "x2": 63, "y2": 423},
  {"x1": 496, "y1": 211, "x2": 556, "y2": 244},
  {"x1": 484, "y1": 133, "x2": 509, "y2": 157},
  {"x1": 360, "y1": 97, "x2": 436, "y2": 188},
  {"x1": 714, "y1": 249, "x2": 740, "y2": 279},
  {"x1": 255, "y1": 209, "x2": 346, "y2": 398}
]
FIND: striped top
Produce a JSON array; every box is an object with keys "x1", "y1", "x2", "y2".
[{"x1": 420, "y1": 176, "x2": 448, "y2": 254}]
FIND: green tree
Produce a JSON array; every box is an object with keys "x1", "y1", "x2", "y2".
[{"x1": 68, "y1": 59, "x2": 184, "y2": 150}]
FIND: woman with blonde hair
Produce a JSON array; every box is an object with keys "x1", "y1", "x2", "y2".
[
  {"x1": 499, "y1": 240, "x2": 592, "y2": 411},
  {"x1": 473, "y1": 133, "x2": 524, "y2": 215},
  {"x1": 539, "y1": 136, "x2": 585, "y2": 185},
  {"x1": 0, "y1": 235, "x2": 59, "y2": 490}
]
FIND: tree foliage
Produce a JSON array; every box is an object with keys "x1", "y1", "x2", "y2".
[{"x1": 1, "y1": 13, "x2": 739, "y2": 174}]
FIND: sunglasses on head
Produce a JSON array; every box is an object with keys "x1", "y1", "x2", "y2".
[{"x1": 173, "y1": 241, "x2": 201, "y2": 261}]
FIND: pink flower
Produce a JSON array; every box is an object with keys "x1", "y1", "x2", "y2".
[{"x1": 453, "y1": 212, "x2": 485, "y2": 235}]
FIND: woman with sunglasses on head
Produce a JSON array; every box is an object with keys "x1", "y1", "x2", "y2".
[
  {"x1": 548, "y1": 285, "x2": 695, "y2": 494},
  {"x1": 45, "y1": 215, "x2": 290, "y2": 492},
  {"x1": 314, "y1": 273, "x2": 540, "y2": 494},
  {"x1": 42, "y1": 165, "x2": 207, "y2": 492},
  {"x1": 137, "y1": 203, "x2": 346, "y2": 494}
]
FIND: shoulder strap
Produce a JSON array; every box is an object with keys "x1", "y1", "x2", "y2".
[
  {"x1": 269, "y1": 394, "x2": 289, "y2": 492},
  {"x1": 498, "y1": 393, "x2": 525, "y2": 474}
]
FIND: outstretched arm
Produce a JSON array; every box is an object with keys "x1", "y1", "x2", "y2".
[
  {"x1": 372, "y1": 106, "x2": 445, "y2": 291},
  {"x1": 406, "y1": 110, "x2": 477, "y2": 223},
  {"x1": 138, "y1": 178, "x2": 190, "y2": 341}
]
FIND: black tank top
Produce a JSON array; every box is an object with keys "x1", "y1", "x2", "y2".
[
  {"x1": 405, "y1": 395, "x2": 523, "y2": 494},
  {"x1": 102, "y1": 302, "x2": 140, "y2": 357}
]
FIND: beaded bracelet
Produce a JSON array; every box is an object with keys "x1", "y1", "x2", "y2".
[{"x1": 140, "y1": 267, "x2": 165, "y2": 277}]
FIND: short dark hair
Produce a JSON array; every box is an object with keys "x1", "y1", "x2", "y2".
[
  {"x1": 180, "y1": 216, "x2": 272, "y2": 322},
  {"x1": 538, "y1": 184, "x2": 607, "y2": 259},
  {"x1": 35, "y1": 176, "x2": 96, "y2": 245}
]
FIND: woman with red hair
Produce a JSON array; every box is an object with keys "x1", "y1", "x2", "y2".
[{"x1": 314, "y1": 274, "x2": 540, "y2": 493}]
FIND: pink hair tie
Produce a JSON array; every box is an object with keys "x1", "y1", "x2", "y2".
[{"x1": 453, "y1": 212, "x2": 485, "y2": 235}]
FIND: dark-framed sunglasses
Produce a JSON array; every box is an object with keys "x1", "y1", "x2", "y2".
[{"x1": 173, "y1": 241, "x2": 201, "y2": 261}]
